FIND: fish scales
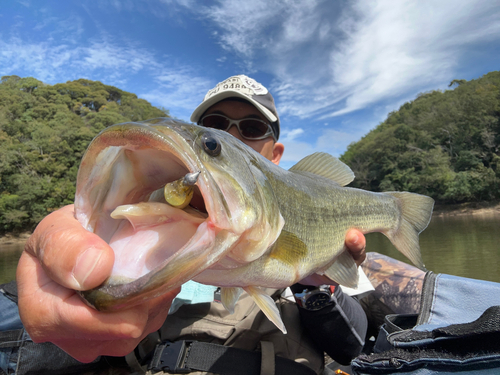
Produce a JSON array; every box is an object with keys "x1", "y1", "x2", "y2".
[
  {"x1": 198, "y1": 168, "x2": 402, "y2": 286},
  {"x1": 74, "y1": 118, "x2": 434, "y2": 333}
]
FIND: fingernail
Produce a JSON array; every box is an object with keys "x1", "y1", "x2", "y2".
[
  {"x1": 72, "y1": 246, "x2": 103, "y2": 290},
  {"x1": 349, "y1": 231, "x2": 359, "y2": 244}
]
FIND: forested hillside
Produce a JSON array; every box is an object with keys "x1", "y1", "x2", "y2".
[
  {"x1": 2, "y1": 72, "x2": 499, "y2": 234},
  {"x1": 341, "y1": 71, "x2": 500, "y2": 204},
  {"x1": 0, "y1": 76, "x2": 169, "y2": 234}
]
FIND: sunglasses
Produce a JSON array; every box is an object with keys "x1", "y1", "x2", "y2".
[{"x1": 199, "y1": 114, "x2": 276, "y2": 141}]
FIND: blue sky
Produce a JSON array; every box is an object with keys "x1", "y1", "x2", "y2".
[{"x1": 1, "y1": 1, "x2": 500, "y2": 169}]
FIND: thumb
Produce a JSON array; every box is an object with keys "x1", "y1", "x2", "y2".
[
  {"x1": 25, "y1": 205, "x2": 114, "y2": 290},
  {"x1": 345, "y1": 229, "x2": 366, "y2": 266}
]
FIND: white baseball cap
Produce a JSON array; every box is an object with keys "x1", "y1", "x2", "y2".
[{"x1": 190, "y1": 75, "x2": 280, "y2": 140}]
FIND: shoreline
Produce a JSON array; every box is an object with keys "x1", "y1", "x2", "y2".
[
  {"x1": 0, "y1": 232, "x2": 31, "y2": 247},
  {"x1": 433, "y1": 200, "x2": 500, "y2": 216},
  {"x1": 2, "y1": 201, "x2": 500, "y2": 247}
]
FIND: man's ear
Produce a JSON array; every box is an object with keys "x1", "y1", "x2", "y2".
[{"x1": 272, "y1": 142, "x2": 285, "y2": 166}]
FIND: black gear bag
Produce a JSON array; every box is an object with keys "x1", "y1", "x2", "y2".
[{"x1": 351, "y1": 272, "x2": 500, "y2": 375}]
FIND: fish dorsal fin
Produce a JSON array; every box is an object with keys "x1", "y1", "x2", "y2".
[{"x1": 289, "y1": 152, "x2": 355, "y2": 186}]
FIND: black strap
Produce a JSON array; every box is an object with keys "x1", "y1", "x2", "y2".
[
  {"x1": 149, "y1": 340, "x2": 316, "y2": 375},
  {"x1": 0, "y1": 280, "x2": 18, "y2": 303},
  {"x1": 0, "y1": 329, "x2": 23, "y2": 348}
]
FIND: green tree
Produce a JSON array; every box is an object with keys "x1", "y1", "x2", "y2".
[
  {"x1": 341, "y1": 70, "x2": 500, "y2": 204},
  {"x1": 0, "y1": 76, "x2": 170, "y2": 234}
]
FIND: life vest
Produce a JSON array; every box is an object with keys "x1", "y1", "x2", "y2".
[{"x1": 130, "y1": 288, "x2": 324, "y2": 374}]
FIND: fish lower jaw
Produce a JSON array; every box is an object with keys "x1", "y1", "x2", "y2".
[{"x1": 105, "y1": 201, "x2": 207, "y2": 281}]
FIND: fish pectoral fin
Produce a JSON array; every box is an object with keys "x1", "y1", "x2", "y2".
[
  {"x1": 221, "y1": 287, "x2": 243, "y2": 314},
  {"x1": 289, "y1": 152, "x2": 355, "y2": 186},
  {"x1": 322, "y1": 250, "x2": 359, "y2": 289},
  {"x1": 244, "y1": 286, "x2": 287, "y2": 334}
]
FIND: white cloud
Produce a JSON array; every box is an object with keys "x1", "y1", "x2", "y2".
[
  {"x1": 0, "y1": 36, "x2": 156, "y2": 83},
  {"x1": 0, "y1": 32, "x2": 212, "y2": 122},
  {"x1": 140, "y1": 70, "x2": 213, "y2": 121},
  {"x1": 278, "y1": 112, "x2": 370, "y2": 166},
  {"x1": 81, "y1": 41, "x2": 160, "y2": 73},
  {"x1": 158, "y1": 0, "x2": 197, "y2": 8},
  {"x1": 316, "y1": 129, "x2": 365, "y2": 157},
  {"x1": 280, "y1": 128, "x2": 304, "y2": 142},
  {"x1": 33, "y1": 16, "x2": 59, "y2": 31},
  {"x1": 279, "y1": 126, "x2": 365, "y2": 170},
  {"x1": 94, "y1": 0, "x2": 201, "y2": 23},
  {"x1": 3, "y1": 0, "x2": 499, "y2": 160},
  {"x1": 201, "y1": 0, "x2": 285, "y2": 57},
  {"x1": 279, "y1": 139, "x2": 316, "y2": 169},
  {"x1": 202, "y1": 0, "x2": 500, "y2": 121},
  {"x1": 0, "y1": 38, "x2": 76, "y2": 82}
]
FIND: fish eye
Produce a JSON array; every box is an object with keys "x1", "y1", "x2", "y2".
[{"x1": 201, "y1": 131, "x2": 221, "y2": 156}]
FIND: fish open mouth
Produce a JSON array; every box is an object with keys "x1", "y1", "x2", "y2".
[
  {"x1": 83, "y1": 148, "x2": 209, "y2": 282},
  {"x1": 75, "y1": 122, "x2": 236, "y2": 301},
  {"x1": 103, "y1": 168, "x2": 210, "y2": 283}
]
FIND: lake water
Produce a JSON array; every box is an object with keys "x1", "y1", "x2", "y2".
[
  {"x1": 1, "y1": 242, "x2": 24, "y2": 284},
  {"x1": 1, "y1": 212, "x2": 500, "y2": 285},
  {"x1": 366, "y1": 212, "x2": 500, "y2": 283}
]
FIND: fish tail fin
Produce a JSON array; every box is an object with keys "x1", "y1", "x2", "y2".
[
  {"x1": 385, "y1": 192, "x2": 434, "y2": 270},
  {"x1": 244, "y1": 286, "x2": 287, "y2": 334}
]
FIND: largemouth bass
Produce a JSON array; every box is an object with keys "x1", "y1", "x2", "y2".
[{"x1": 75, "y1": 118, "x2": 434, "y2": 333}]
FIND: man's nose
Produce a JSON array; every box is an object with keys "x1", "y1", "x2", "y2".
[{"x1": 227, "y1": 126, "x2": 244, "y2": 141}]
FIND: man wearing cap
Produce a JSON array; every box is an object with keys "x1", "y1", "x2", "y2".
[{"x1": 15, "y1": 75, "x2": 367, "y2": 374}]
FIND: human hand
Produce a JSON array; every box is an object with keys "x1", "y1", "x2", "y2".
[
  {"x1": 344, "y1": 228, "x2": 366, "y2": 267},
  {"x1": 17, "y1": 204, "x2": 179, "y2": 363}
]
